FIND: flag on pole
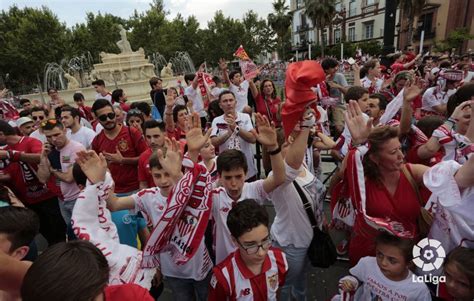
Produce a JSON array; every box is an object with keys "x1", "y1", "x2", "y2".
[{"x1": 234, "y1": 45, "x2": 258, "y2": 81}]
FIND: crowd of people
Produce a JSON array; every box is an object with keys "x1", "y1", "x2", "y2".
[{"x1": 0, "y1": 48, "x2": 474, "y2": 301}]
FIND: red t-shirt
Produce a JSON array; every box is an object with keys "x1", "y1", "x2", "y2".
[
  {"x1": 2, "y1": 137, "x2": 56, "y2": 204},
  {"x1": 138, "y1": 148, "x2": 154, "y2": 188},
  {"x1": 78, "y1": 105, "x2": 94, "y2": 122},
  {"x1": 104, "y1": 283, "x2": 154, "y2": 301},
  {"x1": 255, "y1": 94, "x2": 281, "y2": 127},
  {"x1": 209, "y1": 248, "x2": 287, "y2": 301},
  {"x1": 391, "y1": 62, "x2": 405, "y2": 75},
  {"x1": 91, "y1": 126, "x2": 148, "y2": 193},
  {"x1": 120, "y1": 102, "x2": 130, "y2": 113}
]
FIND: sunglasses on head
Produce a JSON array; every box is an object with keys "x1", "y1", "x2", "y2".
[
  {"x1": 32, "y1": 116, "x2": 45, "y2": 121},
  {"x1": 98, "y1": 112, "x2": 116, "y2": 122},
  {"x1": 41, "y1": 119, "x2": 57, "y2": 128}
]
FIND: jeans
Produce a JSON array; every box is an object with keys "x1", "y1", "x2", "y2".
[
  {"x1": 27, "y1": 197, "x2": 66, "y2": 245},
  {"x1": 274, "y1": 241, "x2": 309, "y2": 301},
  {"x1": 58, "y1": 199, "x2": 77, "y2": 240},
  {"x1": 165, "y1": 272, "x2": 211, "y2": 301}
]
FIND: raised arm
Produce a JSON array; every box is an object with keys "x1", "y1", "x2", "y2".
[
  {"x1": 218, "y1": 58, "x2": 231, "y2": 86},
  {"x1": 164, "y1": 89, "x2": 177, "y2": 132},
  {"x1": 285, "y1": 109, "x2": 313, "y2": 169},
  {"x1": 251, "y1": 113, "x2": 285, "y2": 193},
  {"x1": 186, "y1": 112, "x2": 212, "y2": 163},
  {"x1": 399, "y1": 79, "x2": 422, "y2": 136}
]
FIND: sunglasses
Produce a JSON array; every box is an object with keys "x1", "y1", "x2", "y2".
[
  {"x1": 40, "y1": 119, "x2": 57, "y2": 128},
  {"x1": 32, "y1": 116, "x2": 45, "y2": 121},
  {"x1": 98, "y1": 112, "x2": 116, "y2": 122}
]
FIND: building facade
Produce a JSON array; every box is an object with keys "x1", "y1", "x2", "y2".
[
  {"x1": 398, "y1": 0, "x2": 474, "y2": 53},
  {"x1": 290, "y1": 0, "x2": 400, "y2": 59}
]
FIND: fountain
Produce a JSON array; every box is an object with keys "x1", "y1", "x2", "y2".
[{"x1": 23, "y1": 26, "x2": 185, "y2": 105}]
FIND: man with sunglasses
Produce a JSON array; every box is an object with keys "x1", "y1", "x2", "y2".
[
  {"x1": 209, "y1": 199, "x2": 288, "y2": 301},
  {"x1": 91, "y1": 98, "x2": 149, "y2": 247}
]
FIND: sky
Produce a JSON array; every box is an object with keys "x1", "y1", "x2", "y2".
[{"x1": 0, "y1": 0, "x2": 279, "y2": 28}]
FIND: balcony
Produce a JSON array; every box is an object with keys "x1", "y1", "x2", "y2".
[
  {"x1": 414, "y1": 28, "x2": 436, "y2": 40},
  {"x1": 297, "y1": 23, "x2": 310, "y2": 32}
]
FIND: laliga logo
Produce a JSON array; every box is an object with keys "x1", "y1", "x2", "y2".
[{"x1": 412, "y1": 238, "x2": 446, "y2": 272}]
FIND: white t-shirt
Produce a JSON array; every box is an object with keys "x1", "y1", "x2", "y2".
[
  {"x1": 211, "y1": 180, "x2": 269, "y2": 264},
  {"x1": 59, "y1": 140, "x2": 85, "y2": 201},
  {"x1": 131, "y1": 187, "x2": 213, "y2": 280},
  {"x1": 184, "y1": 86, "x2": 207, "y2": 117},
  {"x1": 69, "y1": 126, "x2": 97, "y2": 149},
  {"x1": 229, "y1": 80, "x2": 249, "y2": 113},
  {"x1": 210, "y1": 87, "x2": 228, "y2": 100},
  {"x1": 361, "y1": 76, "x2": 384, "y2": 93},
  {"x1": 351, "y1": 257, "x2": 431, "y2": 301},
  {"x1": 210, "y1": 112, "x2": 256, "y2": 179},
  {"x1": 431, "y1": 126, "x2": 470, "y2": 164},
  {"x1": 421, "y1": 87, "x2": 456, "y2": 112},
  {"x1": 424, "y1": 161, "x2": 474, "y2": 253},
  {"x1": 268, "y1": 164, "x2": 325, "y2": 248},
  {"x1": 95, "y1": 93, "x2": 112, "y2": 102}
]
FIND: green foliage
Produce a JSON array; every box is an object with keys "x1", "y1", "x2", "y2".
[
  {"x1": 357, "y1": 40, "x2": 383, "y2": 55},
  {"x1": 0, "y1": 6, "x2": 69, "y2": 92},
  {"x1": 268, "y1": 0, "x2": 292, "y2": 60},
  {"x1": 304, "y1": 0, "x2": 337, "y2": 56},
  {"x1": 1, "y1": 2, "x2": 281, "y2": 93}
]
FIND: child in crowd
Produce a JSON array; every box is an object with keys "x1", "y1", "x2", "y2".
[
  {"x1": 335, "y1": 231, "x2": 431, "y2": 300},
  {"x1": 208, "y1": 199, "x2": 288, "y2": 300},
  {"x1": 20, "y1": 240, "x2": 154, "y2": 301},
  {"x1": 436, "y1": 247, "x2": 474, "y2": 301},
  {"x1": 0, "y1": 206, "x2": 39, "y2": 301}
]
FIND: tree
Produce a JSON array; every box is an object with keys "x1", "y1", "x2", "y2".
[
  {"x1": 398, "y1": 0, "x2": 427, "y2": 45},
  {"x1": 241, "y1": 10, "x2": 276, "y2": 62},
  {"x1": 0, "y1": 6, "x2": 69, "y2": 93},
  {"x1": 68, "y1": 12, "x2": 127, "y2": 61},
  {"x1": 434, "y1": 27, "x2": 474, "y2": 53},
  {"x1": 304, "y1": 0, "x2": 337, "y2": 57},
  {"x1": 268, "y1": 0, "x2": 292, "y2": 60}
]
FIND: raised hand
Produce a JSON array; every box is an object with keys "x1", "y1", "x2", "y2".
[
  {"x1": 165, "y1": 89, "x2": 177, "y2": 108},
  {"x1": 75, "y1": 150, "x2": 108, "y2": 184},
  {"x1": 252, "y1": 113, "x2": 277, "y2": 148},
  {"x1": 186, "y1": 112, "x2": 212, "y2": 152},
  {"x1": 403, "y1": 79, "x2": 422, "y2": 103},
  {"x1": 156, "y1": 137, "x2": 182, "y2": 178},
  {"x1": 451, "y1": 100, "x2": 474, "y2": 121},
  {"x1": 218, "y1": 58, "x2": 228, "y2": 71},
  {"x1": 224, "y1": 113, "x2": 237, "y2": 132},
  {"x1": 344, "y1": 100, "x2": 373, "y2": 145},
  {"x1": 198, "y1": 62, "x2": 206, "y2": 73}
]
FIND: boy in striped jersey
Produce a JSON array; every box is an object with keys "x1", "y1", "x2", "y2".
[{"x1": 209, "y1": 199, "x2": 288, "y2": 301}]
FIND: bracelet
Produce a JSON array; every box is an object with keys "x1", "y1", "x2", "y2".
[
  {"x1": 447, "y1": 117, "x2": 458, "y2": 124},
  {"x1": 268, "y1": 145, "x2": 281, "y2": 156},
  {"x1": 350, "y1": 141, "x2": 366, "y2": 148}
]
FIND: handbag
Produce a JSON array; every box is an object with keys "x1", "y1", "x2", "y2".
[
  {"x1": 401, "y1": 165, "x2": 434, "y2": 238},
  {"x1": 293, "y1": 181, "x2": 337, "y2": 268}
]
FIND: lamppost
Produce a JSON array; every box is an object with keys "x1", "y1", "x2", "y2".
[{"x1": 395, "y1": 23, "x2": 401, "y2": 50}]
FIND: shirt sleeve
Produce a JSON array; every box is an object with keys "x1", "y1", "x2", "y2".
[
  {"x1": 240, "y1": 113, "x2": 254, "y2": 132},
  {"x1": 247, "y1": 180, "x2": 269, "y2": 204},
  {"x1": 349, "y1": 256, "x2": 369, "y2": 282},
  {"x1": 336, "y1": 73, "x2": 348, "y2": 87},
  {"x1": 28, "y1": 137, "x2": 43, "y2": 153},
  {"x1": 210, "y1": 118, "x2": 220, "y2": 137},
  {"x1": 208, "y1": 270, "x2": 230, "y2": 301}
]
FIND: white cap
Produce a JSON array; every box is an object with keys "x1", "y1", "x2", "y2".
[{"x1": 16, "y1": 117, "x2": 34, "y2": 127}]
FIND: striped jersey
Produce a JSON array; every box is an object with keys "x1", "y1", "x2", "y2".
[{"x1": 209, "y1": 248, "x2": 288, "y2": 301}]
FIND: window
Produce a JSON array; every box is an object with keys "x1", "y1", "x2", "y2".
[
  {"x1": 322, "y1": 31, "x2": 328, "y2": 45},
  {"x1": 335, "y1": 2, "x2": 342, "y2": 12},
  {"x1": 334, "y1": 29, "x2": 341, "y2": 43},
  {"x1": 364, "y1": 22, "x2": 374, "y2": 39},
  {"x1": 349, "y1": 27, "x2": 356, "y2": 41},
  {"x1": 349, "y1": 2, "x2": 357, "y2": 16},
  {"x1": 366, "y1": 0, "x2": 375, "y2": 5}
]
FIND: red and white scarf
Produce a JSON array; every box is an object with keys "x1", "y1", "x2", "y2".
[
  {"x1": 142, "y1": 157, "x2": 212, "y2": 268},
  {"x1": 72, "y1": 173, "x2": 155, "y2": 289},
  {"x1": 346, "y1": 146, "x2": 414, "y2": 238}
]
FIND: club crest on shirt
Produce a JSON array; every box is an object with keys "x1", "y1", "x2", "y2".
[
  {"x1": 62, "y1": 155, "x2": 71, "y2": 163},
  {"x1": 118, "y1": 139, "x2": 129, "y2": 152},
  {"x1": 267, "y1": 273, "x2": 278, "y2": 290}
]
